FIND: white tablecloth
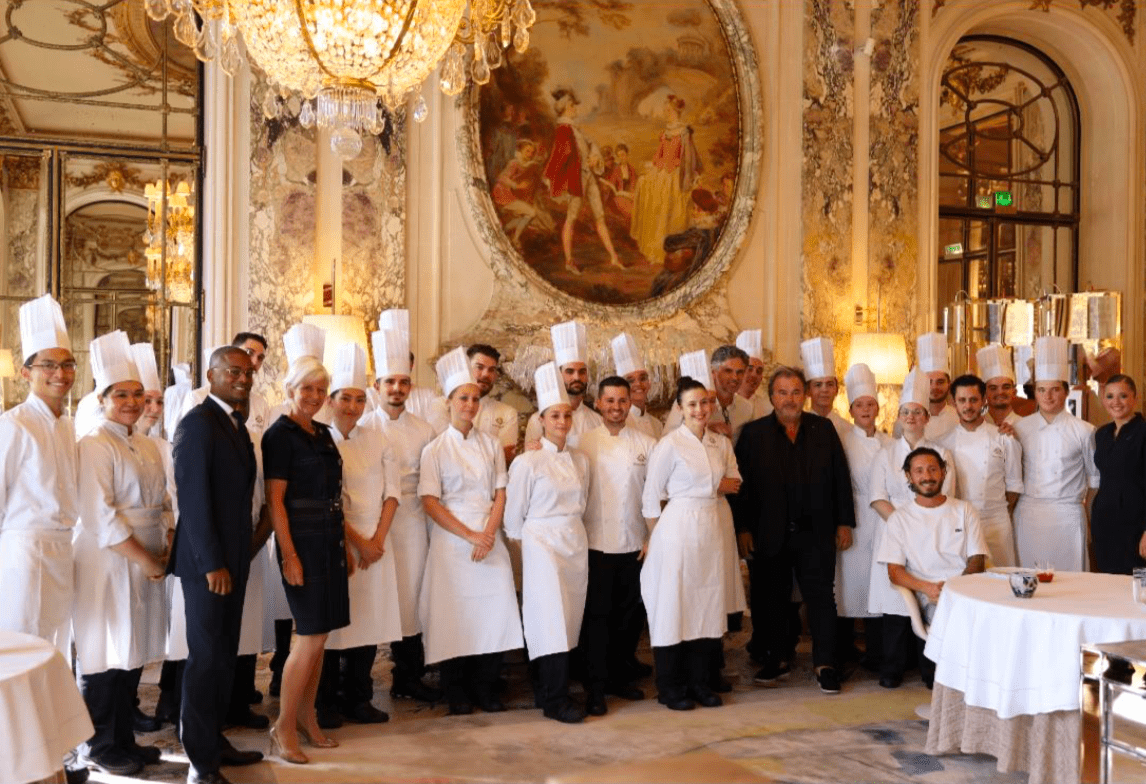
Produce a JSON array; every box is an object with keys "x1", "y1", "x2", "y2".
[
  {"x1": 0, "y1": 631, "x2": 93, "y2": 784},
  {"x1": 924, "y1": 571, "x2": 1146, "y2": 719}
]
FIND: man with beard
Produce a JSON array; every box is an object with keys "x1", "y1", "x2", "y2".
[
  {"x1": 918, "y1": 333, "x2": 959, "y2": 441},
  {"x1": 736, "y1": 330, "x2": 772, "y2": 420},
  {"x1": 611, "y1": 332, "x2": 662, "y2": 440},
  {"x1": 977, "y1": 345, "x2": 1033, "y2": 427},
  {"x1": 876, "y1": 447, "x2": 987, "y2": 689},
  {"x1": 665, "y1": 345, "x2": 753, "y2": 445},
  {"x1": 525, "y1": 321, "x2": 602, "y2": 446}
]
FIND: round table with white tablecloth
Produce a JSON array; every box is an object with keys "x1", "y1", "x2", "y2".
[
  {"x1": 923, "y1": 571, "x2": 1146, "y2": 784},
  {"x1": 0, "y1": 631, "x2": 94, "y2": 784}
]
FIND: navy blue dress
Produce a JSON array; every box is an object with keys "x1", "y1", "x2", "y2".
[
  {"x1": 262, "y1": 416, "x2": 350, "y2": 635},
  {"x1": 1093, "y1": 413, "x2": 1146, "y2": 575}
]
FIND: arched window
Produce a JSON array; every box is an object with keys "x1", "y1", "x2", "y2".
[{"x1": 937, "y1": 36, "x2": 1079, "y2": 313}]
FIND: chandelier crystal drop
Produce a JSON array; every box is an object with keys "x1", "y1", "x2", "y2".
[
  {"x1": 145, "y1": 0, "x2": 535, "y2": 158},
  {"x1": 143, "y1": 180, "x2": 197, "y2": 304}
]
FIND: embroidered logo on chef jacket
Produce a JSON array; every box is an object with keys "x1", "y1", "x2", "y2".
[
  {"x1": 494, "y1": 417, "x2": 504, "y2": 426},
  {"x1": 990, "y1": 444, "x2": 1003, "y2": 459},
  {"x1": 635, "y1": 452, "x2": 647, "y2": 465}
]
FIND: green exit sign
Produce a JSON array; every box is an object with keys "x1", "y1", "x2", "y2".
[
  {"x1": 944, "y1": 243, "x2": 963, "y2": 258},
  {"x1": 976, "y1": 195, "x2": 992, "y2": 209},
  {"x1": 995, "y1": 191, "x2": 1013, "y2": 207}
]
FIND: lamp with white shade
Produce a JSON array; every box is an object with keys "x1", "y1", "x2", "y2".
[
  {"x1": 0, "y1": 348, "x2": 14, "y2": 411},
  {"x1": 302, "y1": 314, "x2": 370, "y2": 377},
  {"x1": 848, "y1": 333, "x2": 909, "y2": 386}
]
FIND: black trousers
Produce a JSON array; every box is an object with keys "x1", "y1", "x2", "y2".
[
  {"x1": 438, "y1": 652, "x2": 503, "y2": 703},
  {"x1": 80, "y1": 667, "x2": 141, "y2": 757},
  {"x1": 653, "y1": 638, "x2": 720, "y2": 703},
  {"x1": 531, "y1": 652, "x2": 571, "y2": 712},
  {"x1": 318, "y1": 645, "x2": 378, "y2": 709},
  {"x1": 749, "y1": 530, "x2": 839, "y2": 669},
  {"x1": 390, "y1": 634, "x2": 427, "y2": 687},
  {"x1": 156, "y1": 660, "x2": 184, "y2": 721},
  {"x1": 578, "y1": 549, "x2": 644, "y2": 690},
  {"x1": 226, "y1": 654, "x2": 257, "y2": 718},
  {"x1": 881, "y1": 613, "x2": 934, "y2": 684},
  {"x1": 180, "y1": 573, "x2": 247, "y2": 775}
]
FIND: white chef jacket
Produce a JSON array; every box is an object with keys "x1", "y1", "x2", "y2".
[
  {"x1": 876, "y1": 496, "x2": 988, "y2": 612},
  {"x1": 810, "y1": 409, "x2": 850, "y2": 440},
  {"x1": 663, "y1": 394, "x2": 754, "y2": 445},
  {"x1": 626, "y1": 407, "x2": 663, "y2": 440},
  {"x1": 642, "y1": 426, "x2": 739, "y2": 520},
  {"x1": 428, "y1": 394, "x2": 519, "y2": 448},
  {"x1": 361, "y1": 408, "x2": 437, "y2": 497},
  {"x1": 924, "y1": 404, "x2": 959, "y2": 441},
  {"x1": 1014, "y1": 409, "x2": 1099, "y2": 502},
  {"x1": 836, "y1": 425, "x2": 891, "y2": 618},
  {"x1": 937, "y1": 420, "x2": 1023, "y2": 515},
  {"x1": 524, "y1": 402, "x2": 603, "y2": 445},
  {"x1": 0, "y1": 395, "x2": 79, "y2": 651},
  {"x1": 504, "y1": 439, "x2": 590, "y2": 541},
  {"x1": 74, "y1": 420, "x2": 172, "y2": 673},
  {"x1": 164, "y1": 379, "x2": 193, "y2": 440},
  {"x1": 419, "y1": 424, "x2": 508, "y2": 509},
  {"x1": 578, "y1": 424, "x2": 656, "y2": 553}
]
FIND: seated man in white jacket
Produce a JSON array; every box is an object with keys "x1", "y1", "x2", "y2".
[{"x1": 876, "y1": 446, "x2": 988, "y2": 689}]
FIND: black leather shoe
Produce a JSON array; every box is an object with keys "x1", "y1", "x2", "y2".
[
  {"x1": 690, "y1": 687, "x2": 723, "y2": 708},
  {"x1": 126, "y1": 743, "x2": 162, "y2": 764},
  {"x1": 154, "y1": 693, "x2": 179, "y2": 724},
  {"x1": 343, "y1": 702, "x2": 389, "y2": 724},
  {"x1": 543, "y1": 698, "x2": 586, "y2": 724},
  {"x1": 477, "y1": 695, "x2": 507, "y2": 713},
  {"x1": 605, "y1": 682, "x2": 645, "y2": 700},
  {"x1": 188, "y1": 770, "x2": 233, "y2": 784},
  {"x1": 132, "y1": 706, "x2": 162, "y2": 733},
  {"x1": 816, "y1": 666, "x2": 842, "y2": 694},
  {"x1": 878, "y1": 674, "x2": 902, "y2": 689},
  {"x1": 390, "y1": 679, "x2": 443, "y2": 703},
  {"x1": 218, "y1": 737, "x2": 264, "y2": 767},
  {"x1": 710, "y1": 677, "x2": 733, "y2": 694},
  {"x1": 628, "y1": 660, "x2": 653, "y2": 679},
  {"x1": 64, "y1": 765, "x2": 89, "y2": 784},
  {"x1": 658, "y1": 695, "x2": 695, "y2": 711},
  {"x1": 316, "y1": 706, "x2": 344, "y2": 729},
  {"x1": 448, "y1": 699, "x2": 474, "y2": 715},
  {"x1": 225, "y1": 709, "x2": 269, "y2": 730},
  {"x1": 585, "y1": 688, "x2": 608, "y2": 716},
  {"x1": 248, "y1": 688, "x2": 263, "y2": 705},
  {"x1": 753, "y1": 662, "x2": 792, "y2": 684},
  {"x1": 268, "y1": 670, "x2": 282, "y2": 698},
  {"x1": 81, "y1": 750, "x2": 144, "y2": 776}
]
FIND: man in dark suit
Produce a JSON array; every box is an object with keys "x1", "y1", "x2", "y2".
[
  {"x1": 731, "y1": 365, "x2": 855, "y2": 695},
  {"x1": 170, "y1": 347, "x2": 263, "y2": 784}
]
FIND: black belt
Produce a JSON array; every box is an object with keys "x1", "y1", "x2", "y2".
[{"x1": 287, "y1": 498, "x2": 343, "y2": 512}]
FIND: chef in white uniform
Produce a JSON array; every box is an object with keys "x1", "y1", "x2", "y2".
[
  {"x1": 801, "y1": 337, "x2": 850, "y2": 439},
  {"x1": 576, "y1": 373, "x2": 657, "y2": 716},
  {"x1": 74, "y1": 330, "x2": 170, "y2": 776},
  {"x1": 366, "y1": 310, "x2": 438, "y2": 422},
  {"x1": 834, "y1": 364, "x2": 890, "y2": 667},
  {"x1": 524, "y1": 321, "x2": 603, "y2": 445},
  {"x1": 663, "y1": 345, "x2": 754, "y2": 444},
  {"x1": 418, "y1": 347, "x2": 524, "y2": 715},
  {"x1": 918, "y1": 333, "x2": 959, "y2": 440},
  {"x1": 505, "y1": 362, "x2": 590, "y2": 724},
  {"x1": 641, "y1": 373, "x2": 740, "y2": 711},
  {"x1": 978, "y1": 344, "x2": 1024, "y2": 428},
  {"x1": 318, "y1": 341, "x2": 402, "y2": 725},
  {"x1": 736, "y1": 329, "x2": 773, "y2": 420},
  {"x1": 612, "y1": 332, "x2": 663, "y2": 439},
  {"x1": 163, "y1": 362, "x2": 193, "y2": 440},
  {"x1": 1013, "y1": 336, "x2": 1099, "y2": 570},
  {"x1": 937, "y1": 373, "x2": 1023, "y2": 566},
  {"x1": 867, "y1": 368, "x2": 956, "y2": 688},
  {"x1": 0, "y1": 294, "x2": 78, "y2": 653},
  {"x1": 360, "y1": 327, "x2": 442, "y2": 703},
  {"x1": 427, "y1": 344, "x2": 520, "y2": 467}
]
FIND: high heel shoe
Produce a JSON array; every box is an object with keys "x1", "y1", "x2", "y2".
[
  {"x1": 268, "y1": 725, "x2": 308, "y2": 765},
  {"x1": 296, "y1": 723, "x2": 339, "y2": 748}
]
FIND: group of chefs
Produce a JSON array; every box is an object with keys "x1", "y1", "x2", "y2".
[{"x1": 1, "y1": 292, "x2": 1141, "y2": 783}]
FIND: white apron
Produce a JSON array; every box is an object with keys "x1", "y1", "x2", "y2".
[
  {"x1": 836, "y1": 428, "x2": 888, "y2": 618},
  {"x1": 980, "y1": 507, "x2": 1017, "y2": 567},
  {"x1": 521, "y1": 515, "x2": 588, "y2": 658},
  {"x1": 641, "y1": 497, "x2": 727, "y2": 647},
  {"x1": 390, "y1": 495, "x2": 430, "y2": 638},
  {"x1": 1013, "y1": 497, "x2": 1086, "y2": 571},
  {"x1": 326, "y1": 511, "x2": 403, "y2": 650},
  {"x1": 237, "y1": 549, "x2": 266, "y2": 656},
  {"x1": 717, "y1": 499, "x2": 747, "y2": 614},
  {"x1": 419, "y1": 507, "x2": 523, "y2": 664},
  {"x1": 74, "y1": 508, "x2": 167, "y2": 674},
  {"x1": 0, "y1": 529, "x2": 74, "y2": 655}
]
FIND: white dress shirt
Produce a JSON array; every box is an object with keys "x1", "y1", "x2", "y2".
[{"x1": 578, "y1": 423, "x2": 656, "y2": 553}]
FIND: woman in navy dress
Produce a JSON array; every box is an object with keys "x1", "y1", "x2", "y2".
[{"x1": 1093, "y1": 374, "x2": 1146, "y2": 574}]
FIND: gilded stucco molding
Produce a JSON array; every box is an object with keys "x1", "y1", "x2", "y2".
[{"x1": 933, "y1": 0, "x2": 1137, "y2": 45}]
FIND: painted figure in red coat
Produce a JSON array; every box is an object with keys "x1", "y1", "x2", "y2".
[{"x1": 542, "y1": 89, "x2": 621, "y2": 275}]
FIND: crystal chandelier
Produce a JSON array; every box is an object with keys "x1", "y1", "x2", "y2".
[
  {"x1": 143, "y1": 180, "x2": 196, "y2": 303},
  {"x1": 145, "y1": 0, "x2": 536, "y2": 159}
]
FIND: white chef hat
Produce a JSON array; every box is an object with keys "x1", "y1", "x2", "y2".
[
  {"x1": 679, "y1": 349, "x2": 712, "y2": 391},
  {"x1": 371, "y1": 328, "x2": 411, "y2": 379},
  {"x1": 976, "y1": 344, "x2": 1015, "y2": 383},
  {"x1": 736, "y1": 329, "x2": 763, "y2": 361},
  {"x1": 800, "y1": 337, "x2": 835, "y2": 381},
  {"x1": 283, "y1": 323, "x2": 326, "y2": 366},
  {"x1": 437, "y1": 346, "x2": 475, "y2": 397},
  {"x1": 899, "y1": 367, "x2": 929, "y2": 409},
  {"x1": 611, "y1": 332, "x2": 645, "y2": 377},
  {"x1": 378, "y1": 309, "x2": 410, "y2": 341},
  {"x1": 172, "y1": 362, "x2": 191, "y2": 387},
  {"x1": 19, "y1": 293, "x2": 71, "y2": 362},
  {"x1": 130, "y1": 343, "x2": 162, "y2": 391},
  {"x1": 1034, "y1": 336, "x2": 1070, "y2": 383},
  {"x1": 845, "y1": 363, "x2": 878, "y2": 406},
  {"x1": 916, "y1": 332, "x2": 950, "y2": 375},
  {"x1": 534, "y1": 361, "x2": 571, "y2": 414},
  {"x1": 551, "y1": 320, "x2": 587, "y2": 367},
  {"x1": 90, "y1": 330, "x2": 140, "y2": 393},
  {"x1": 329, "y1": 341, "x2": 369, "y2": 393}
]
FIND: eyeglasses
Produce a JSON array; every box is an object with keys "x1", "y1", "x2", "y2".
[
  {"x1": 222, "y1": 366, "x2": 255, "y2": 379},
  {"x1": 28, "y1": 360, "x2": 77, "y2": 373},
  {"x1": 242, "y1": 347, "x2": 266, "y2": 363}
]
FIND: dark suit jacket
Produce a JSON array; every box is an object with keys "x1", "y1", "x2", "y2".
[
  {"x1": 730, "y1": 412, "x2": 855, "y2": 558},
  {"x1": 169, "y1": 396, "x2": 256, "y2": 582}
]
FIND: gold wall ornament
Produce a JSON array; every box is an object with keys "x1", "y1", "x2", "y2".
[
  {"x1": 932, "y1": 0, "x2": 1136, "y2": 43},
  {"x1": 66, "y1": 161, "x2": 148, "y2": 193},
  {"x1": 146, "y1": 0, "x2": 537, "y2": 158}
]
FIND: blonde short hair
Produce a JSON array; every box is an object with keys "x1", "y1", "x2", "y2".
[{"x1": 283, "y1": 356, "x2": 330, "y2": 395}]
